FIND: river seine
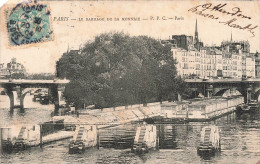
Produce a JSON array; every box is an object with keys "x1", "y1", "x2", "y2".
[{"x1": 0, "y1": 95, "x2": 259, "y2": 164}]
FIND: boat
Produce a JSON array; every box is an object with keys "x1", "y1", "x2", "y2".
[
  {"x1": 236, "y1": 104, "x2": 250, "y2": 114},
  {"x1": 248, "y1": 100, "x2": 259, "y2": 111},
  {"x1": 13, "y1": 139, "x2": 27, "y2": 152},
  {"x1": 2, "y1": 138, "x2": 13, "y2": 153},
  {"x1": 237, "y1": 101, "x2": 259, "y2": 114},
  {"x1": 69, "y1": 140, "x2": 86, "y2": 154},
  {"x1": 197, "y1": 125, "x2": 221, "y2": 156}
]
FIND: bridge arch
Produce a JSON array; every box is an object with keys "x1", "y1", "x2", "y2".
[
  {"x1": 0, "y1": 88, "x2": 6, "y2": 95},
  {"x1": 214, "y1": 88, "x2": 242, "y2": 97},
  {"x1": 0, "y1": 79, "x2": 69, "y2": 113},
  {"x1": 253, "y1": 88, "x2": 260, "y2": 102},
  {"x1": 20, "y1": 88, "x2": 35, "y2": 108}
]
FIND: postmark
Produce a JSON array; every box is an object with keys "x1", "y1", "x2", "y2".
[{"x1": 5, "y1": 2, "x2": 53, "y2": 46}]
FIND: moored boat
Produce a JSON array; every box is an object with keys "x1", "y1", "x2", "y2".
[
  {"x1": 2, "y1": 138, "x2": 13, "y2": 153},
  {"x1": 248, "y1": 100, "x2": 259, "y2": 111}
]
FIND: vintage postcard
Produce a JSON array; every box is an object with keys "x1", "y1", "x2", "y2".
[{"x1": 0, "y1": 0, "x2": 259, "y2": 163}]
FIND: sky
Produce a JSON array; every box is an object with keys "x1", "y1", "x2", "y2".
[{"x1": 0, "y1": 0, "x2": 259, "y2": 73}]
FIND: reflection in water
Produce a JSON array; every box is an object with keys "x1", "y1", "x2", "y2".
[{"x1": 159, "y1": 125, "x2": 177, "y2": 149}]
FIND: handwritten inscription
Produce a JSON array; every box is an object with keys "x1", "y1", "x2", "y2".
[{"x1": 188, "y1": 3, "x2": 258, "y2": 37}]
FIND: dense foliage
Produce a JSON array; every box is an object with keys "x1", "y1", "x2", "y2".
[
  {"x1": 3, "y1": 73, "x2": 55, "y2": 80},
  {"x1": 56, "y1": 32, "x2": 189, "y2": 109},
  {"x1": 25, "y1": 73, "x2": 56, "y2": 80}
]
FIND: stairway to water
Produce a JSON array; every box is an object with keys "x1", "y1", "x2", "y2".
[
  {"x1": 203, "y1": 128, "x2": 211, "y2": 146},
  {"x1": 17, "y1": 126, "x2": 26, "y2": 139},
  {"x1": 13, "y1": 126, "x2": 27, "y2": 151},
  {"x1": 76, "y1": 126, "x2": 84, "y2": 141}
]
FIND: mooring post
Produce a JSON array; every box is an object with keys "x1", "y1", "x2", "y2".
[
  {"x1": 40, "y1": 125, "x2": 42, "y2": 147},
  {"x1": 156, "y1": 125, "x2": 160, "y2": 151},
  {"x1": 97, "y1": 128, "x2": 100, "y2": 150},
  {"x1": 0, "y1": 128, "x2": 2, "y2": 154}
]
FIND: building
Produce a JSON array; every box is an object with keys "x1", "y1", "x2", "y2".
[
  {"x1": 165, "y1": 20, "x2": 256, "y2": 79},
  {"x1": 255, "y1": 52, "x2": 260, "y2": 77},
  {"x1": 246, "y1": 53, "x2": 256, "y2": 78},
  {"x1": 0, "y1": 58, "x2": 26, "y2": 79},
  {"x1": 172, "y1": 35, "x2": 194, "y2": 51},
  {"x1": 0, "y1": 63, "x2": 9, "y2": 78}
]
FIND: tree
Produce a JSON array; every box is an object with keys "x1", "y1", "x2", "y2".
[{"x1": 56, "y1": 32, "x2": 187, "y2": 109}]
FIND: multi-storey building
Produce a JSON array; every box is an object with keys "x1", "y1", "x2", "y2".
[
  {"x1": 255, "y1": 52, "x2": 260, "y2": 78},
  {"x1": 246, "y1": 53, "x2": 256, "y2": 78},
  {"x1": 166, "y1": 20, "x2": 256, "y2": 79},
  {"x1": 0, "y1": 58, "x2": 26, "y2": 78},
  {"x1": 0, "y1": 63, "x2": 9, "y2": 78}
]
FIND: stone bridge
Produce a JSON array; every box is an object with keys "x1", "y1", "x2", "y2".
[
  {"x1": 185, "y1": 78, "x2": 260, "y2": 103},
  {"x1": 0, "y1": 79, "x2": 69, "y2": 114}
]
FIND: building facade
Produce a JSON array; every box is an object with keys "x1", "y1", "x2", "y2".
[
  {"x1": 0, "y1": 58, "x2": 26, "y2": 79},
  {"x1": 165, "y1": 20, "x2": 256, "y2": 79},
  {"x1": 255, "y1": 52, "x2": 260, "y2": 78}
]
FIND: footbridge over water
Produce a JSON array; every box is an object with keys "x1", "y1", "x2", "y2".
[
  {"x1": 0, "y1": 79, "x2": 70, "y2": 113},
  {"x1": 185, "y1": 78, "x2": 260, "y2": 103}
]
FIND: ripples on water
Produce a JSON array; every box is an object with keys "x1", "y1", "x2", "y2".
[{"x1": 0, "y1": 95, "x2": 260, "y2": 164}]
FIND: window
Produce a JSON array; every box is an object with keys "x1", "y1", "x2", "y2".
[{"x1": 184, "y1": 63, "x2": 188, "y2": 69}]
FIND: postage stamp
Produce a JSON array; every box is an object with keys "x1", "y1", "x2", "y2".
[{"x1": 5, "y1": 2, "x2": 53, "y2": 46}]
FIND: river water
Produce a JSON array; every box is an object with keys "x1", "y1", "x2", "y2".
[{"x1": 0, "y1": 95, "x2": 260, "y2": 164}]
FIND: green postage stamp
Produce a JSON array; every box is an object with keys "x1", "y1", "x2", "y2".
[{"x1": 5, "y1": 2, "x2": 53, "y2": 46}]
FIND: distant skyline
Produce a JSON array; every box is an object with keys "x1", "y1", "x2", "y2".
[{"x1": 0, "y1": 1, "x2": 259, "y2": 73}]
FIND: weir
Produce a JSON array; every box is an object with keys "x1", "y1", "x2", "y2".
[
  {"x1": 69, "y1": 125, "x2": 97, "y2": 154},
  {"x1": 197, "y1": 125, "x2": 221, "y2": 156},
  {"x1": 132, "y1": 124, "x2": 157, "y2": 154}
]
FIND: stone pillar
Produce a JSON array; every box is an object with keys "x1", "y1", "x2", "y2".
[
  {"x1": 19, "y1": 87, "x2": 24, "y2": 110},
  {"x1": 50, "y1": 85, "x2": 59, "y2": 115},
  {"x1": 246, "y1": 86, "x2": 252, "y2": 104},
  {"x1": 6, "y1": 88, "x2": 14, "y2": 111},
  {"x1": 206, "y1": 84, "x2": 213, "y2": 98}
]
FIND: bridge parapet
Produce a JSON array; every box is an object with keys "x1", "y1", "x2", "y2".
[
  {"x1": 0, "y1": 79, "x2": 69, "y2": 112},
  {"x1": 185, "y1": 78, "x2": 260, "y2": 83},
  {"x1": 185, "y1": 78, "x2": 260, "y2": 103}
]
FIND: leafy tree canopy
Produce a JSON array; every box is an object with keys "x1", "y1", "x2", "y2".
[{"x1": 56, "y1": 32, "x2": 189, "y2": 109}]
